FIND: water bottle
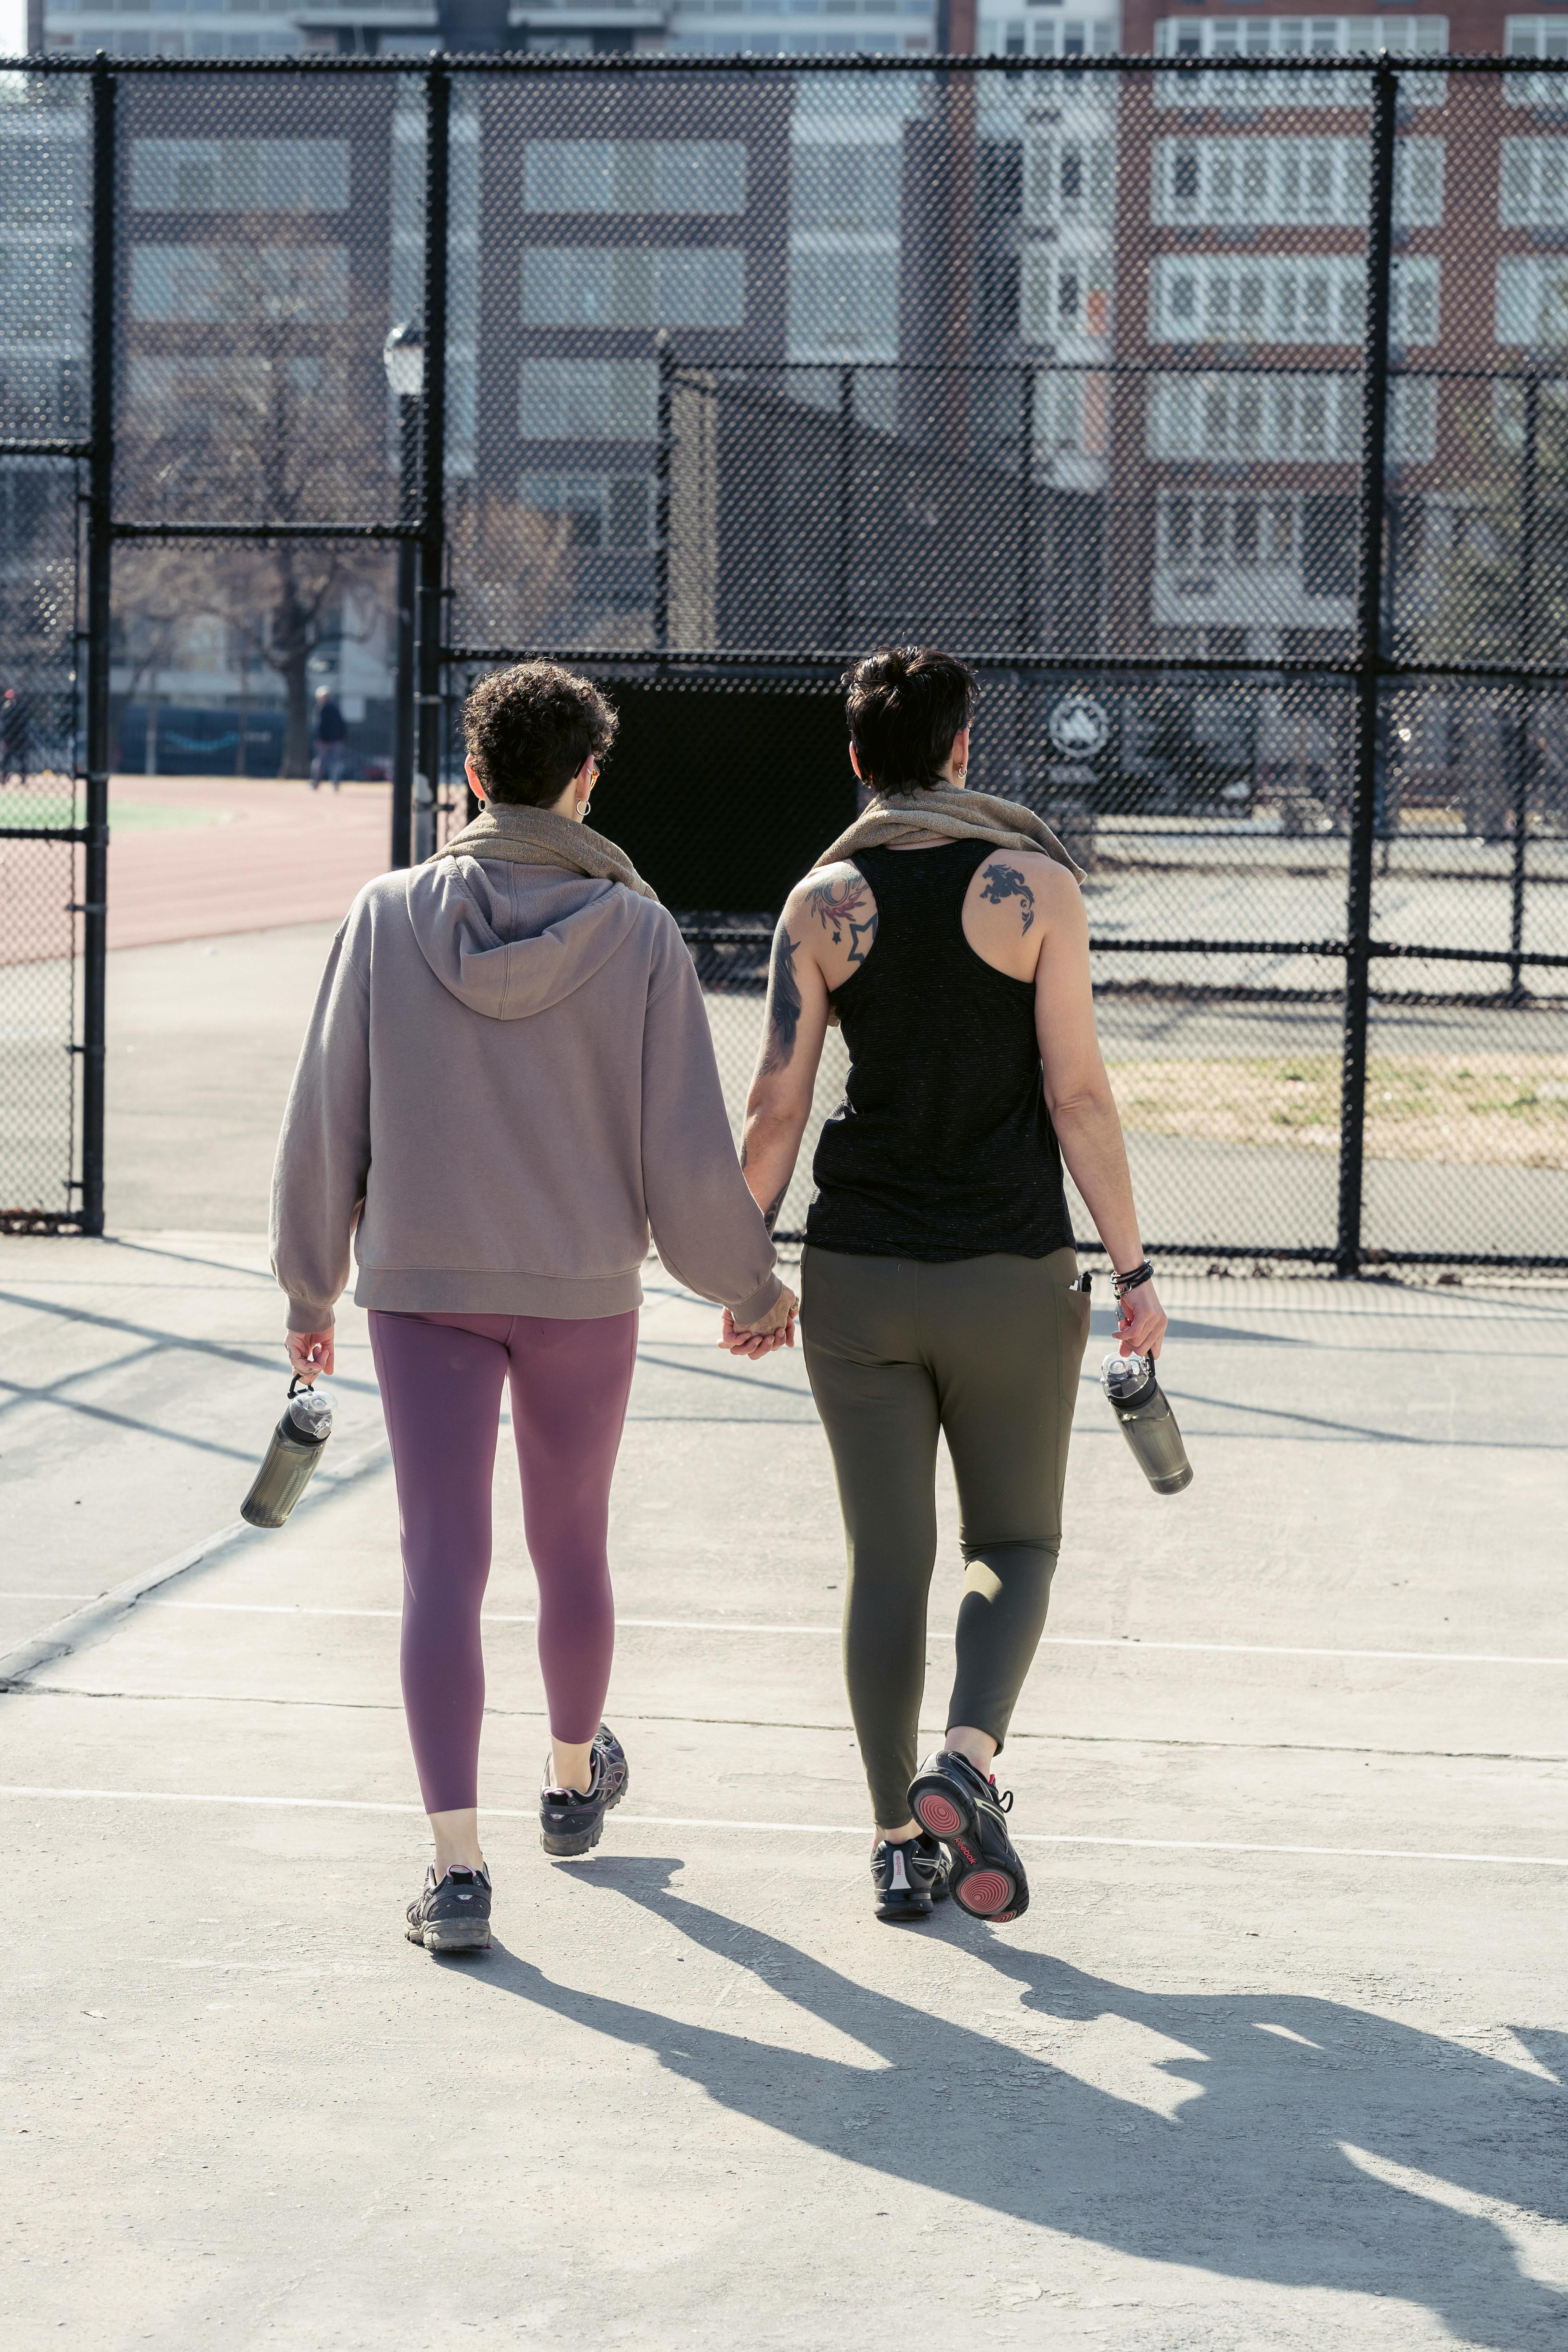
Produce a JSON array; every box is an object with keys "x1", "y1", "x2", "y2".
[
  {"x1": 1100, "y1": 1351, "x2": 1193, "y2": 1494},
  {"x1": 240, "y1": 1377, "x2": 333, "y2": 1528}
]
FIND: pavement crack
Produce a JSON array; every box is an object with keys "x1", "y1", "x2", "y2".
[{"x1": 11, "y1": 1685, "x2": 1566, "y2": 1765}]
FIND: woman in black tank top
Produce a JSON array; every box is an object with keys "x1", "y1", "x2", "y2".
[
  {"x1": 730, "y1": 646, "x2": 1167, "y2": 1929},
  {"x1": 808, "y1": 839, "x2": 1076, "y2": 1264}
]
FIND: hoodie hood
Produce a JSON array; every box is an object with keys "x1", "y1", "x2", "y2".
[{"x1": 405, "y1": 854, "x2": 642, "y2": 1020}]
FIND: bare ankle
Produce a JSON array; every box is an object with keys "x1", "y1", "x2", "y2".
[{"x1": 944, "y1": 1725, "x2": 998, "y2": 1778}]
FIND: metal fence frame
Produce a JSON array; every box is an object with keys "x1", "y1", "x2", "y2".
[{"x1": 4, "y1": 47, "x2": 1567, "y2": 1267}]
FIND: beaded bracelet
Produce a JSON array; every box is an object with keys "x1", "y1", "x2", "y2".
[{"x1": 1113, "y1": 1259, "x2": 1155, "y2": 1299}]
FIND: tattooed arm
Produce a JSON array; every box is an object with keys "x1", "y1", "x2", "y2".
[{"x1": 738, "y1": 879, "x2": 834, "y2": 1257}]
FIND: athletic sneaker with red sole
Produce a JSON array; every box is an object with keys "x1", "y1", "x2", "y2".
[{"x1": 907, "y1": 1749, "x2": 1029, "y2": 1922}]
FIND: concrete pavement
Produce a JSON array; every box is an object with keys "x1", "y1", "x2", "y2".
[{"x1": 2, "y1": 1237, "x2": 1566, "y2": 2349}]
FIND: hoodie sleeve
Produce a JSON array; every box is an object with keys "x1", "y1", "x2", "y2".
[
  {"x1": 640, "y1": 916, "x2": 782, "y2": 1325},
  {"x1": 269, "y1": 923, "x2": 372, "y2": 1333}
]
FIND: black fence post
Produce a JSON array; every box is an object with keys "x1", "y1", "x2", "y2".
[
  {"x1": 837, "y1": 363, "x2": 854, "y2": 651},
  {"x1": 391, "y1": 388, "x2": 419, "y2": 870},
  {"x1": 1016, "y1": 363, "x2": 1035, "y2": 650},
  {"x1": 416, "y1": 60, "x2": 449, "y2": 867},
  {"x1": 81, "y1": 52, "x2": 116, "y2": 1240},
  {"x1": 653, "y1": 328, "x2": 673, "y2": 653},
  {"x1": 1336, "y1": 53, "x2": 1397, "y2": 1281},
  {"x1": 1509, "y1": 372, "x2": 1539, "y2": 1006}
]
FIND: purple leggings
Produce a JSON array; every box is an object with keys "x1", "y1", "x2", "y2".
[{"x1": 368, "y1": 1307, "x2": 639, "y2": 1815}]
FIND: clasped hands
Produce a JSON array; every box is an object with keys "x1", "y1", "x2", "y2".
[{"x1": 719, "y1": 1285, "x2": 799, "y2": 1360}]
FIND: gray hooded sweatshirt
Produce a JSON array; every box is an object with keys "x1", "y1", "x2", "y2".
[{"x1": 269, "y1": 858, "x2": 782, "y2": 1333}]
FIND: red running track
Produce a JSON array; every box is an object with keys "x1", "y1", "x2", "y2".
[{"x1": 2, "y1": 776, "x2": 394, "y2": 964}]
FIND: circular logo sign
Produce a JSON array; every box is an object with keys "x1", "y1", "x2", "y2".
[{"x1": 1048, "y1": 691, "x2": 1110, "y2": 760}]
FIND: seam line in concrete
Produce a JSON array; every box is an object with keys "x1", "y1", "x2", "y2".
[
  {"x1": 0, "y1": 1784, "x2": 1564, "y2": 1867},
  {"x1": 144, "y1": 1601, "x2": 1568, "y2": 1670},
  {"x1": 0, "y1": 1436, "x2": 390, "y2": 1691},
  {"x1": 12, "y1": 1686, "x2": 1568, "y2": 1768}
]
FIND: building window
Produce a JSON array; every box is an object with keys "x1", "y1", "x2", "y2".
[
  {"x1": 520, "y1": 473, "x2": 653, "y2": 549},
  {"x1": 1155, "y1": 16, "x2": 1448, "y2": 58},
  {"x1": 1148, "y1": 371, "x2": 1436, "y2": 462},
  {"x1": 1023, "y1": 130, "x2": 1115, "y2": 228},
  {"x1": 1151, "y1": 136, "x2": 1443, "y2": 229},
  {"x1": 0, "y1": 239, "x2": 86, "y2": 340},
  {"x1": 129, "y1": 245, "x2": 350, "y2": 325},
  {"x1": 521, "y1": 247, "x2": 746, "y2": 328},
  {"x1": 523, "y1": 141, "x2": 747, "y2": 216},
  {"x1": 1033, "y1": 367, "x2": 1109, "y2": 457},
  {"x1": 788, "y1": 245, "x2": 900, "y2": 359},
  {"x1": 1153, "y1": 18, "x2": 1448, "y2": 108},
  {"x1": 978, "y1": 16, "x2": 1119, "y2": 59},
  {"x1": 129, "y1": 140, "x2": 350, "y2": 212},
  {"x1": 1020, "y1": 247, "x2": 1112, "y2": 343},
  {"x1": 1149, "y1": 254, "x2": 1439, "y2": 347},
  {"x1": 1495, "y1": 254, "x2": 1568, "y2": 343},
  {"x1": 1159, "y1": 492, "x2": 1298, "y2": 567},
  {"x1": 791, "y1": 142, "x2": 902, "y2": 235},
  {"x1": 1504, "y1": 15, "x2": 1568, "y2": 59},
  {"x1": 519, "y1": 358, "x2": 658, "y2": 440},
  {"x1": 1500, "y1": 139, "x2": 1568, "y2": 225}
]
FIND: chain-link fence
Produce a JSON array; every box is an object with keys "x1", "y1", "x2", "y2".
[
  {"x1": 0, "y1": 75, "x2": 89, "y2": 1231},
  {"x1": 6, "y1": 49, "x2": 1568, "y2": 1264}
]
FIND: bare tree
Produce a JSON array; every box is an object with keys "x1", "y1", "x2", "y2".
[{"x1": 120, "y1": 233, "x2": 392, "y2": 773}]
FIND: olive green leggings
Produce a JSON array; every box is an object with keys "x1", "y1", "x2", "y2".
[{"x1": 801, "y1": 1246, "x2": 1090, "y2": 1828}]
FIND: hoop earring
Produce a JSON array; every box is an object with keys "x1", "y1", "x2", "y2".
[{"x1": 577, "y1": 799, "x2": 591, "y2": 816}]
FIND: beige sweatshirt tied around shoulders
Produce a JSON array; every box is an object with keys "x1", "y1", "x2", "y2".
[{"x1": 269, "y1": 853, "x2": 782, "y2": 1334}]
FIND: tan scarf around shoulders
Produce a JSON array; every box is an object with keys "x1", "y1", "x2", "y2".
[
  {"x1": 433, "y1": 800, "x2": 661, "y2": 903},
  {"x1": 813, "y1": 785, "x2": 1085, "y2": 884}
]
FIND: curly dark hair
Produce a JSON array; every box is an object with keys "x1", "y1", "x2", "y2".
[
  {"x1": 462, "y1": 661, "x2": 619, "y2": 809},
  {"x1": 842, "y1": 645, "x2": 978, "y2": 795}
]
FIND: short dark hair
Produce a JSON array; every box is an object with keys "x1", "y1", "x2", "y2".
[
  {"x1": 462, "y1": 661, "x2": 619, "y2": 809},
  {"x1": 842, "y1": 645, "x2": 978, "y2": 794}
]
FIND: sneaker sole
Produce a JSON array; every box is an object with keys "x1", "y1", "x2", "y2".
[
  {"x1": 874, "y1": 1890, "x2": 936, "y2": 1923},
  {"x1": 909, "y1": 1769, "x2": 1029, "y2": 1924},
  {"x1": 407, "y1": 1919, "x2": 492, "y2": 1952},
  {"x1": 540, "y1": 1768, "x2": 628, "y2": 1859}
]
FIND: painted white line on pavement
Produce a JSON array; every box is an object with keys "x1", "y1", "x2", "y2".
[
  {"x1": 0, "y1": 1436, "x2": 390, "y2": 1690},
  {"x1": 0, "y1": 1784, "x2": 1564, "y2": 1869},
  {"x1": 152, "y1": 1601, "x2": 1568, "y2": 1671}
]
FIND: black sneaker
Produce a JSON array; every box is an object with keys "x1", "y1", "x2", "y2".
[
  {"x1": 907, "y1": 1750, "x2": 1029, "y2": 1923},
  {"x1": 539, "y1": 1724, "x2": 630, "y2": 1858},
  {"x1": 405, "y1": 1862, "x2": 492, "y2": 1953},
  {"x1": 871, "y1": 1832, "x2": 949, "y2": 1923}
]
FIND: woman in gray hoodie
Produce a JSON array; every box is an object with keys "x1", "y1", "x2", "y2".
[{"x1": 271, "y1": 662, "x2": 795, "y2": 1953}]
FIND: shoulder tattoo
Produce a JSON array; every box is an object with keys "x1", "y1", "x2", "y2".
[
  {"x1": 804, "y1": 869, "x2": 878, "y2": 968},
  {"x1": 979, "y1": 860, "x2": 1036, "y2": 936}
]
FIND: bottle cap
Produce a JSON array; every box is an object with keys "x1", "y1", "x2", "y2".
[
  {"x1": 286, "y1": 1383, "x2": 333, "y2": 1443},
  {"x1": 1100, "y1": 1350, "x2": 1155, "y2": 1405}
]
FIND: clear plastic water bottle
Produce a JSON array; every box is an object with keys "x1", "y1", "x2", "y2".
[
  {"x1": 1100, "y1": 1351, "x2": 1193, "y2": 1494},
  {"x1": 240, "y1": 1378, "x2": 333, "y2": 1529}
]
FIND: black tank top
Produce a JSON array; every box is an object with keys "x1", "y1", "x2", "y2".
[{"x1": 805, "y1": 841, "x2": 1076, "y2": 1262}]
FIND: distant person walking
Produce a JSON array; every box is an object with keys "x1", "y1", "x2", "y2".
[
  {"x1": 310, "y1": 686, "x2": 347, "y2": 789},
  {"x1": 271, "y1": 662, "x2": 796, "y2": 1954},
  {"x1": 731, "y1": 646, "x2": 1166, "y2": 1926},
  {"x1": 1, "y1": 686, "x2": 31, "y2": 787}
]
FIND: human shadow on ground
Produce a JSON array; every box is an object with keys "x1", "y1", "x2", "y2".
[{"x1": 470, "y1": 1858, "x2": 1566, "y2": 2350}]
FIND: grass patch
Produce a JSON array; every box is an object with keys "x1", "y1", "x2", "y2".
[{"x1": 1105, "y1": 1054, "x2": 1568, "y2": 1169}]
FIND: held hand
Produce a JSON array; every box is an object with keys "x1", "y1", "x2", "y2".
[
  {"x1": 286, "y1": 1329, "x2": 335, "y2": 1383},
  {"x1": 719, "y1": 1287, "x2": 799, "y2": 1360},
  {"x1": 1117, "y1": 1281, "x2": 1167, "y2": 1362}
]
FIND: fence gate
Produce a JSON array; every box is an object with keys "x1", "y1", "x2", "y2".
[{"x1": 0, "y1": 69, "x2": 96, "y2": 1236}]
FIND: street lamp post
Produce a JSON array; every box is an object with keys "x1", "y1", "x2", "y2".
[{"x1": 383, "y1": 321, "x2": 423, "y2": 870}]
